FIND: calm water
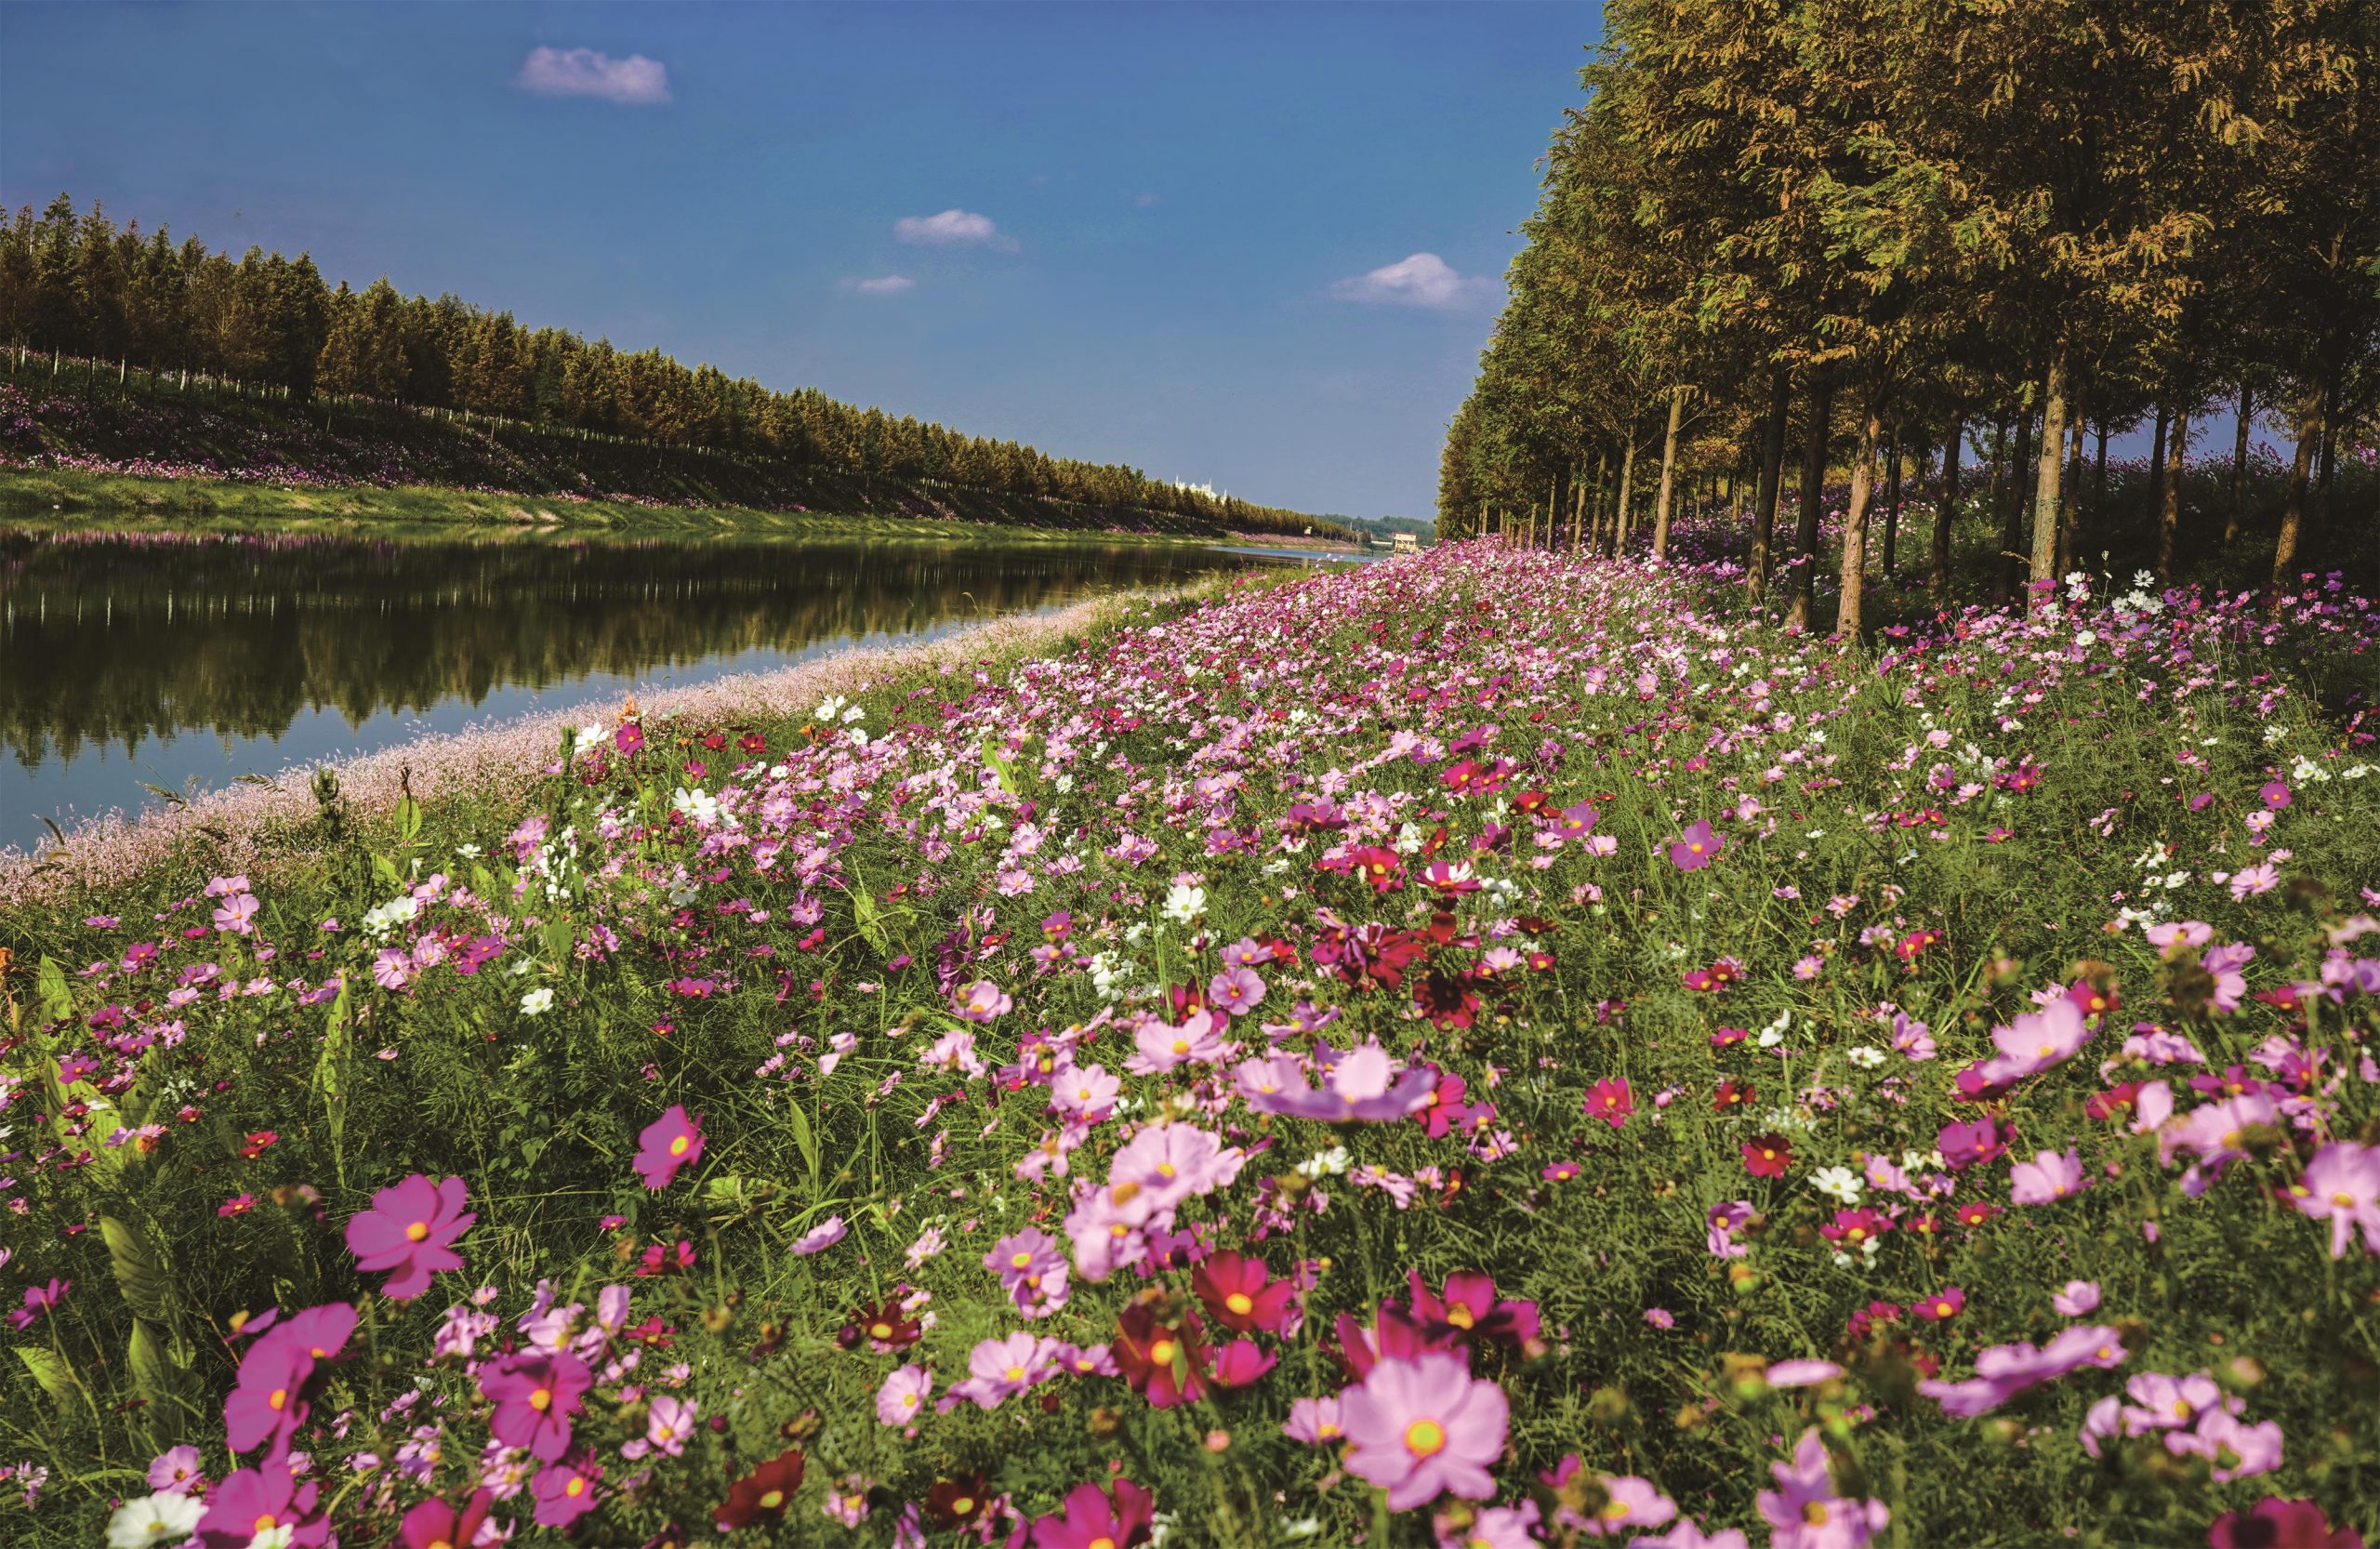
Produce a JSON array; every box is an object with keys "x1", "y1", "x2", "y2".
[{"x1": 0, "y1": 526, "x2": 1360, "y2": 850}]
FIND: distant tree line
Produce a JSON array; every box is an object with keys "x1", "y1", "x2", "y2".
[
  {"x1": 0, "y1": 194, "x2": 1324, "y2": 532},
  {"x1": 1442, "y1": 0, "x2": 2379, "y2": 625}
]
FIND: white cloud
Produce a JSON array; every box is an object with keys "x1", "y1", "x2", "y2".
[
  {"x1": 517, "y1": 46, "x2": 671, "y2": 105},
  {"x1": 893, "y1": 209, "x2": 1015, "y2": 250},
  {"x1": 1329, "y1": 253, "x2": 1495, "y2": 311},
  {"x1": 843, "y1": 274, "x2": 917, "y2": 296}
]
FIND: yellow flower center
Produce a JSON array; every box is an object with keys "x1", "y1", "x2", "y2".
[
  {"x1": 1935, "y1": 1302, "x2": 1954, "y2": 1317},
  {"x1": 1601, "y1": 1499, "x2": 1633, "y2": 1521},
  {"x1": 669, "y1": 1134, "x2": 690, "y2": 1157},
  {"x1": 1171, "y1": 1039, "x2": 1191, "y2": 1055},
  {"x1": 564, "y1": 1476, "x2": 585, "y2": 1499},
  {"x1": 1148, "y1": 1338, "x2": 1179, "y2": 1366},
  {"x1": 1090, "y1": 1539, "x2": 1117, "y2": 1549},
  {"x1": 1446, "y1": 1305, "x2": 1475, "y2": 1330},
  {"x1": 2334, "y1": 1191, "x2": 2358, "y2": 1208},
  {"x1": 1224, "y1": 1291, "x2": 1255, "y2": 1316},
  {"x1": 268, "y1": 1388, "x2": 287, "y2": 1411},
  {"x1": 406, "y1": 1221, "x2": 431, "y2": 1242},
  {"x1": 1005, "y1": 1365, "x2": 1027, "y2": 1383},
  {"x1": 1404, "y1": 1419, "x2": 1447, "y2": 1457},
  {"x1": 1110, "y1": 1181, "x2": 1142, "y2": 1206},
  {"x1": 951, "y1": 1497, "x2": 974, "y2": 1516},
  {"x1": 871, "y1": 1322, "x2": 894, "y2": 1340},
  {"x1": 254, "y1": 1515, "x2": 280, "y2": 1533},
  {"x1": 1804, "y1": 1503, "x2": 1830, "y2": 1527},
  {"x1": 1012, "y1": 1251, "x2": 1034, "y2": 1268},
  {"x1": 529, "y1": 1386, "x2": 553, "y2": 1411},
  {"x1": 758, "y1": 1489, "x2": 785, "y2": 1510}
]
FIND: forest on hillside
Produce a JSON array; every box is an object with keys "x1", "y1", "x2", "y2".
[
  {"x1": 1443, "y1": 0, "x2": 2379, "y2": 627},
  {"x1": 0, "y1": 195, "x2": 1323, "y2": 534}
]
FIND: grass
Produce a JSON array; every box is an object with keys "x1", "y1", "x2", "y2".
[
  {"x1": 2, "y1": 543, "x2": 2376, "y2": 1549},
  {"x1": 0, "y1": 466, "x2": 1362, "y2": 549}
]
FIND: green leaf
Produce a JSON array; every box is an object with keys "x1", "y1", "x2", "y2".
[
  {"x1": 102, "y1": 1213, "x2": 178, "y2": 1326},
  {"x1": 128, "y1": 1318, "x2": 200, "y2": 1449},
  {"x1": 36, "y1": 954, "x2": 73, "y2": 1025},
  {"x1": 787, "y1": 1103, "x2": 821, "y2": 1195},
  {"x1": 313, "y1": 979, "x2": 353, "y2": 1189},
  {"x1": 14, "y1": 1345, "x2": 75, "y2": 1408},
  {"x1": 849, "y1": 880, "x2": 888, "y2": 955}
]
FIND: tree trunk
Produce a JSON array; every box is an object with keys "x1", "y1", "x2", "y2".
[
  {"x1": 1614, "y1": 433, "x2": 1639, "y2": 554},
  {"x1": 1586, "y1": 453, "x2": 1606, "y2": 553},
  {"x1": 2157, "y1": 408, "x2": 2190, "y2": 581},
  {"x1": 1747, "y1": 367, "x2": 1792, "y2": 601},
  {"x1": 1787, "y1": 376, "x2": 1835, "y2": 629},
  {"x1": 1932, "y1": 417, "x2": 1963, "y2": 598},
  {"x1": 1573, "y1": 464, "x2": 1588, "y2": 551},
  {"x1": 2094, "y1": 420, "x2": 2109, "y2": 514},
  {"x1": 2148, "y1": 406, "x2": 2170, "y2": 528},
  {"x1": 2058, "y1": 417, "x2": 2084, "y2": 579},
  {"x1": 1998, "y1": 406, "x2": 2031, "y2": 604},
  {"x1": 1881, "y1": 430, "x2": 1903, "y2": 578},
  {"x1": 1836, "y1": 409, "x2": 1882, "y2": 642},
  {"x1": 2227, "y1": 383, "x2": 2252, "y2": 546},
  {"x1": 1651, "y1": 384, "x2": 1686, "y2": 560},
  {"x1": 2029, "y1": 354, "x2": 2069, "y2": 598},
  {"x1": 2268, "y1": 391, "x2": 2321, "y2": 614}
]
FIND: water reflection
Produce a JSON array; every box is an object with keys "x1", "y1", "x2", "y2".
[{"x1": 0, "y1": 527, "x2": 1311, "y2": 845}]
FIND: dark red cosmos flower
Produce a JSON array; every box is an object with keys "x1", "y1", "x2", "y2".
[
  {"x1": 1412, "y1": 970, "x2": 1480, "y2": 1030},
  {"x1": 1330, "y1": 1304, "x2": 1456, "y2": 1381},
  {"x1": 2206, "y1": 1498, "x2": 2365, "y2": 1549},
  {"x1": 1347, "y1": 846, "x2": 1406, "y2": 893},
  {"x1": 1193, "y1": 1251, "x2": 1298, "y2": 1335},
  {"x1": 1112, "y1": 1298, "x2": 1209, "y2": 1409},
  {"x1": 925, "y1": 1476, "x2": 994, "y2": 1530},
  {"x1": 1741, "y1": 1134, "x2": 1793, "y2": 1178},
  {"x1": 840, "y1": 1303, "x2": 920, "y2": 1353},
  {"x1": 2087, "y1": 1081, "x2": 2146, "y2": 1120},
  {"x1": 240, "y1": 1130, "x2": 279, "y2": 1159},
  {"x1": 714, "y1": 1450, "x2": 806, "y2": 1531},
  {"x1": 1713, "y1": 1079, "x2": 1755, "y2": 1114}
]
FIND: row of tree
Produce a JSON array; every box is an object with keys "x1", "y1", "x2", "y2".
[
  {"x1": 0, "y1": 195, "x2": 1320, "y2": 531},
  {"x1": 1442, "y1": 0, "x2": 2378, "y2": 625}
]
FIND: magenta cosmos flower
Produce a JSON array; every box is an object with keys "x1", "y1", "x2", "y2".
[
  {"x1": 1340, "y1": 1349, "x2": 1509, "y2": 1510},
  {"x1": 2294, "y1": 1141, "x2": 2380, "y2": 1258},
  {"x1": 195, "y1": 1461, "x2": 325, "y2": 1549},
  {"x1": 1756, "y1": 1429, "x2": 1888, "y2": 1549},
  {"x1": 1032, "y1": 1478, "x2": 1155, "y2": 1549},
  {"x1": 634, "y1": 1105, "x2": 704, "y2": 1190},
  {"x1": 1668, "y1": 821, "x2": 1725, "y2": 871},
  {"x1": 480, "y1": 1350, "x2": 593, "y2": 1461},
  {"x1": 2010, "y1": 1146, "x2": 2087, "y2": 1205},
  {"x1": 345, "y1": 1175, "x2": 473, "y2": 1301},
  {"x1": 1249, "y1": 1041, "x2": 1435, "y2": 1122}
]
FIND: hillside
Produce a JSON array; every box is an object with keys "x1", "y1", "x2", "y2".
[{"x1": 0, "y1": 372, "x2": 1350, "y2": 539}]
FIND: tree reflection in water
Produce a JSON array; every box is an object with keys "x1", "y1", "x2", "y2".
[{"x1": 1, "y1": 529, "x2": 1281, "y2": 763}]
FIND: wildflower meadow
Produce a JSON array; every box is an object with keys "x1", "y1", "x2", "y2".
[{"x1": 3, "y1": 540, "x2": 2376, "y2": 1549}]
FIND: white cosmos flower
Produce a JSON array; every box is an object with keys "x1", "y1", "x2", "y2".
[
  {"x1": 1810, "y1": 1166, "x2": 1865, "y2": 1204},
  {"x1": 520, "y1": 987, "x2": 556, "y2": 1017},
  {"x1": 107, "y1": 1493, "x2": 206, "y2": 1549}
]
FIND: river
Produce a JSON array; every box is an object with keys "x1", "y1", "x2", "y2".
[{"x1": 0, "y1": 525, "x2": 1368, "y2": 853}]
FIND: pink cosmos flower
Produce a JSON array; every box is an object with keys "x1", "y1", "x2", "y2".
[
  {"x1": 1340, "y1": 1350, "x2": 1509, "y2": 1510},
  {"x1": 1248, "y1": 1041, "x2": 1436, "y2": 1122},
  {"x1": 2052, "y1": 1280, "x2": 2101, "y2": 1316},
  {"x1": 946, "y1": 1331, "x2": 1057, "y2": 1410},
  {"x1": 1051, "y1": 1061, "x2": 1123, "y2": 1118},
  {"x1": 1668, "y1": 821, "x2": 1725, "y2": 871},
  {"x1": 1630, "y1": 1524, "x2": 1752, "y2": 1549},
  {"x1": 1283, "y1": 1396, "x2": 1345, "y2": 1445},
  {"x1": 7, "y1": 1278, "x2": 69, "y2": 1331},
  {"x1": 1584, "y1": 1077, "x2": 1633, "y2": 1130},
  {"x1": 480, "y1": 1350, "x2": 592, "y2": 1461},
  {"x1": 2294, "y1": 1141, "x2": 2380, "y2": 1257},
  {"x1": 1755, "y1": 1430, "x2": 1888, "y2": 1549},
  {"x1": 1129, "y1": 1009, "x2": 1227, "y2": 1073},
  {"x1": 530, "y1": 1456, "x2": 601, "y2": 1528},
  {"x1": 954, "y1": 979, "x2": 1013, "y2": 1023},
  {"x1": 989, "y1": 1227, "x2": 1072, "y2": 1317},
  {"x1": 147, "y1": 1446, "x2": 205, "y2": 1495},
  {"x1": 2010, "y1": 1146, "x2": 2087, "y2": 1205},
  {"x1": 790, "y1": 1215, "x2": 850, "y2": 1255},
  {"x1": 195, "y1": 1461, "x2": 324, "y2": 1549},
  {"x1": 398, "y1": 1490, "x2": 494, "y2": 1549},
  {"x1": 212, "y1": 892, "x2": 260, "y2": 935},
  {"x1": 1208, "y1": 965, "x2": 1266, "y2": 1015},
  {"x1": 633, "y1": 1105, "x2": 704, "y2": 1190},
  {"x1": 1031, "y1": 1479, "x2": 1154, "y2": 1549},
  {"x1": 1981, "y1": 997, "x2": 2091, "y2": 1082},
  {"x1": 345, "y1": 1174, "x2": 474, "y2": 1300},
  {"x1": 877, "y1": 1364, "x2": 933, "y2": 1426},
  {"x1": 223, "y1": 1335, "x2": 315, "y2": 1453}
]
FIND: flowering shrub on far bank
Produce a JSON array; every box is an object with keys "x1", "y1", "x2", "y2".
[{"x1": 4, "y1": 543, "x2": 2377, "y2": 1548}]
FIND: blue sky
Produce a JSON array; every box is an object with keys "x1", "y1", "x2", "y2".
[{"x1": 1, "y1": 2, "x2": 1602, "y2": 519}]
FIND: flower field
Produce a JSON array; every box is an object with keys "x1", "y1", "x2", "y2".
[{"x1": 5, "y1": 542, "x2": 2379, "y2": 1549}]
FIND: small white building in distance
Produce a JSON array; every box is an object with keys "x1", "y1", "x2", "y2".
[{"x1": 1393, "y1": 532, "x2": 1420, "y2": 554}]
